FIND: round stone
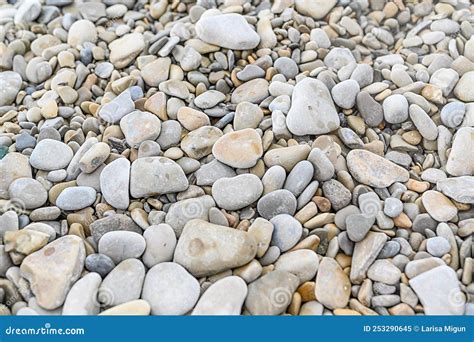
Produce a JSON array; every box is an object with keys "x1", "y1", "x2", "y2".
[
  {"x1": 270, "y1": 214, "x2": 302, "y2": 252},
  {"x1": 67, "y1": 20, "x2": 97, "y2": 47},
  {"x1": 142, "y1": 224, "x2": 177, "y2": 268},
  {"x1": 85, "y1": 253, "x2": 115, "y2": 278},
  {"x1": 212, "y1": 174, "x2": 263, "y2": 211},
  {"x1": 120, "y1": 111, "x2": 161, "y2": 148},
  {"x1": 426, "y1": 236, "x2": 451, "y2": 257},
  {"x1": 8, "y1": 178, "x2": 47, "y2": 209},
  {"x1": 383, "y1": 94, "x2": 409, "y2": 124},
  {"x1": 383, "y1": 197, "x2": 403, "y2": 218},
  {"x1": 257, "y1": 189, "x2": 297, "y2": 220},
  {"x1": 98, "y1": 231, "x2": 146, "y2": 264},
  {"x1": 0, "y1": 72, "x2": 22, "y2": 106},
  {"x1": 192, "y1": 276, "x2": 247, "y2": 315},
  {"x1": 331, "y1": 79, "x2": 360, "y2": 109},
  {"x1": 141, "y1": 262, "x2": 200, "y2": 315},
  {"x1": 29, "y1": 139, "x2": 73, "y2": 171},
  {"x1": 212, "y1": 128, "x2": 263, "y2": 169},
  {"x1": 56, "y1": 186, "x2": 97, "y2": 211}
]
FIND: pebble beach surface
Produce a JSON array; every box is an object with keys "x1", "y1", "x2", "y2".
[{"x1": 0, "y1": 0, "x2": 473, "y2": 316}]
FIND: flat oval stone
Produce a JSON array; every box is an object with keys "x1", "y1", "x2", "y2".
[
  {"x1": 244, "y1": 270, "x2": 299, "y2": 315},
  {"x1": 173, "y1": 219, "x2": 257, "y2": 277},
  {"x1": 192, "y1": 276, "x2": 247, "y2": 315},
  {"x1": 181, "y1": 126, "x2": 223, "y2": 160},
  {"x1": 231, "y1": 79, "x2": 269, "y2": 104},
  {"x1": 8, "y1": 178, "x2": 47, "y2": 209},
  {"x1": 383, "y1": 94, "x2": 409, "y2": 124},
  {"x1": 347, "y1": 149, "x2": 410, "y2": 188},
  {"x1": 85, "y1": 253, "x2": 115, "y2": 278},
  {"x1": 0, "y1": 71, "x2": 22, "y2": 106},
  {"x1": 142, "y1": 262, "x2": 200, "y2": 315},
  {"x1": 109, "y1": 33, "x2": 145, "y2": 69},
  {"x1": 286, "y1": 78, "x2": 340, "y2": 135},
  {"x1": 56, "y1": 186, "x2": 96, "y2": 211},
  {"x1": 120, "y1": 110, "x2": 161, "y2": 148},
  {"x1": 270, "y1": 214, "x2": 302, "y2": 252},
  {"x1": 421, "y1": 190, "x2": 457, "y2": 222},
  {"x1": 257, "y1": 189, "x2": 297, "y2": 220},
  {"x1": 367, "y1": 259, "x2": 401, "y2": 285},
  {"x1": 100, "y1": 158, "x2": 130, "y2": 210},
  {"x1": 30, "y1": 139, "x2": 73, "y2": 171},
  {"x1": 274, "y1": 250, "x2": 319, "y2": 283},
  {"x1": 212, "y1": 174, "x2": 263, "y2": 210},
  {"x1": 315, "y1": 257, "x2": 351, "y2": 309},
  {"x1": 98, "y1": 231, "x2": 146, "y2": 264},
  {"x1": 212, "y1": 128, "x2": 263, "y2": 168},
  {"x1": 283, "y1": 160, "x2": 314, "y2": 197},
  {"x1": 196, "y1": 13, "x2": 260, "y2": 50},
  {"x1": 142, "y1": 224, "x2": 177, "y2": 268},
  {"x1": 436, "y1": 176, "x2": 474, "y2": 204},
  {"x1": 99, "y1": 258, "x2": 145, "y2": 307},
  {"x1": 62, "y1": 272, "x2": 101, "y2": 315},
  {"x1": 130, "y1": 157, "x2": 188, "y2": 198}
]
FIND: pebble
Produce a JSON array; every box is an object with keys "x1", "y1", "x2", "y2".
[
  {"x1": 257, "y1": 189, "x2": 297, "y2": 220},
  {"x1": 130, "y1": 157, "x2": 188, "y2": 198},
  {"x1": 99, "y1": 91, "x2": 134, "y2": 124},
  {"x1": 244, "y1": 270, "x2": 299, "y2": 315},
  {"x1": 56, "y1": 186, "x2": 96, "y2": 211},
  {"x1": 62, "y1": 272, "x2": 101, "y2": 315},
  {"x1": 99, "y1": 258, "x2": 145, "y2": 307},
  {"x1": 143, "y1": 224, "x2": 177, "y2": 268},
  {"x1": 437, "y1": 176, "x2": 474, "y2": 204},
  {"x1": 100, "y1": 158, "x2": 130, "y2": 210},
  {"x1": 383, "y1": 95, "x2": 409, "y2": 124},
  {"x1": 0, "y1": 0, "x2": 470, "y2": 318},
  {"x1": 109, "y1": 33, "x2": 145, "y2": 69},
  {"x1": 331, "y1": 79, "x2": 360, "y2": 109},
  {"x1": 347, "y1": 149, "x2": 410, "y2": 188},
  {"x1": 196, "y1": 13, "x2": 260, "y2": 50},
  {"x1": 446, "y1": 127, "x2": 474, "y2": 176},
  {"x1": 90, "y1": 214, "x2": 141, "y2": 243},
  {"x1": 212, "y1": 129, "x2": 263, "y2": 168},
  {"x1": 270, "y1": 214, "x2": 302, "y2": 252},
  {"x1": 274, "y1": 250, "x2": 319, "y2": 283},
  {"x1": 0, "y1": 72, "x2": 22, "y2": 106},
  {"x1": 85, "y1": 254, "x2": 115, "y2": 278},
  {"x1": 120, "y1": 111, "x2": 161, "y2": 148},
  {"x1": 286, "y1": 78, "x2": 340, "y2": 135},
  {"x1": 98, "y1": 231, "x2": 146, "y2": 264},
  {"x1": 346, "y1": 214, "x2": 375, "y2": 242},
  {"x1": 383, "y1": 198, "x2": 403, "y2": 218},
  {"x1": 421, "y1": 190, "x2": 457, "y2": 222},
  {"x1": 192, "y1": 276, "x2": 247, "y2": 315},
  {"x1": 409, "y1": 266, "x2": 465, "y2": 315},
  {"x1": 67, "y1": 20, "x2": 97, "y2": 47},
  {"x1": 29, "y1": 139, "x2": 73, "y2": 171},
  {"x1": 426, "y1": 237, "x2": 451, "y2": 257},
  {"x1": 20, "y1": 236, "x2": 85, "y2": 310},
  {"x1": 454, "y1": 71, "x2": 474, "y2": 102},
  {"x1": 315, "y1": 257, "x2": 351, "y2": 309},
  {"x1": 174, "y1": 220, "x2": 257, "y2": 277},
  {"x1": 367, "y1": 260, "x2": 401, "y2": 285},
  {"x1": 8, "y1": 178, "x2": 47, "y2": 210},
  {"x1": 142, "y1": 262, "x2": 199, "y2": 315},
  {"x1": 212, "y1": 174, "x2": 263, "y2": 211},
  {"x1": 350, "y1": 232, "x2": 387, "y2": 284}
]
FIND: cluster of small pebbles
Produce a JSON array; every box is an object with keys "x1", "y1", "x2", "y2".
[{"x1": 0, "y1": 0, "x2": 473, "y2": 316}]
